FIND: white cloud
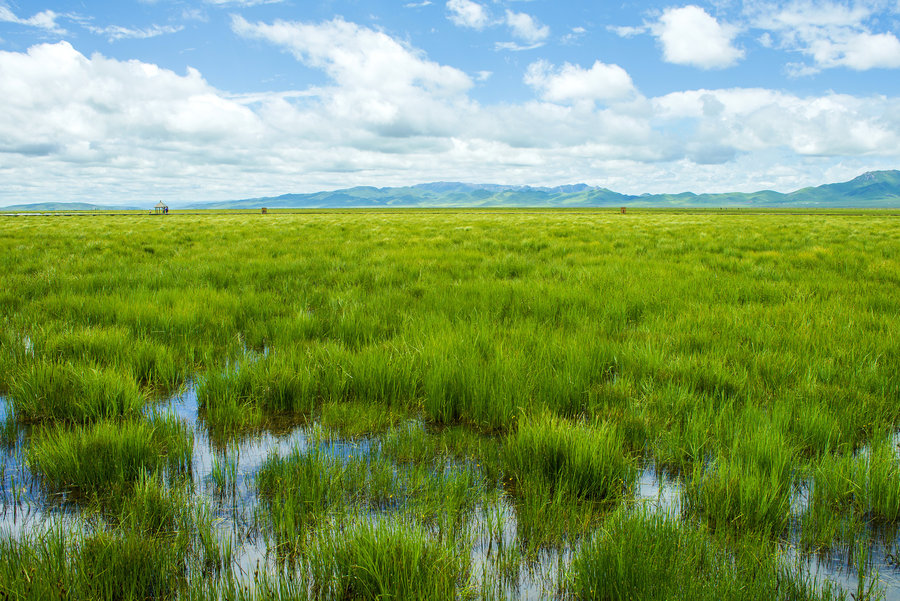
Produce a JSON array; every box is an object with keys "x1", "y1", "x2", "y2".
[
  {"x1": 800, "y1": 30, "x2": 900, "y2": 71},
  {"x1": 1, "y1": 32, "x2": 900, "y2": 204},
  {"x1": 446, "y1": 0, "x2": 489, "y2": 29},
  {"x1": 182, "y1": 9, "x2": 208, "y2": 22},
  {"x1": 561, "y1": 26, "x2": 586, "y2": 44},
  {"x1": 0, "y1": 6, "x2": 66, "y2": 34},
  {"x1": 608, "y1": 24, "x2": 647, "y2": 38},
  {"x1": 405, "y1": 1, "x2": 432, "y2": 7},
  {"x1": 525, "y1": 60, "x2": 635, "y2": 103},
  {"x1": 88, "y1": 24, "x2": 184, "y2": 42},
  {"x1": 231, "y1": 16, "x2": 472, "y2": 97},
  {"x1": 494, "y1": 40, "x2": 544, "y2": 51},
  {"x1": 504, "y1": 9, "x2": 549, "y2": 44},
  {"x1": 204, "y1": 0, "x2": 283, "y2": 6},
  {"x1": 231, "y1": 16, "x2": 472, "y2": 137},
  {"x1": 652, "y1": 5, "x2": 744, "y2": 69},
  {"x1": 746, "y1": 1, "x2": 900, "y2": 72}
]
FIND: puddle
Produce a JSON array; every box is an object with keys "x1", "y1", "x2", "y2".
[
  {"x1": 636, "y1": 464, "x2": 683, "y2": 514},
  {"x1": 781, "y1": 540, "x2": 900, "y2": 601}
]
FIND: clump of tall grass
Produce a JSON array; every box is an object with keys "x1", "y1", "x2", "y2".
[
  {"x1": 28, "y1": 415, "x2": 192, "y2": 498},
  {"x1": 810, "y1": 432, "x2": 900, "y2": 525},
  {"x1": 10, "y1": 360, "x2": 145, "y2": 423},
  {"x1": 196, "y1": 350, "x2": 324, "y2": 431},
  {"x1": 320, "y1": 400, "x2": 405, "y2": 438},
  {"x1": 421, "y1": 338, "x2": 521, "y2": 433},
  {"x1": 569, "y1": 508, "x2": 846, "y2": 601},
  {"x1": 0, "y1": 479, "x2": 227, "y2": 600},
  {"x1": 256, "y1": 448, "x2": 345, "y2": 552},
  {"x1": 309, "y1": 518, "x2": 468, "y2": 601},
  {"x1": 502, "y1": 413, "x2": 635, "y2": 502},
  {"x1": 0, "y1": 523, "x2": 187, "y2": 601},
  {"x1": 38, "y1": 325, "x2": 180, "y2": 388},
  {"x1": 257, "y1": 445, "x2": 481, "y2": 555},
  {"x1": 112, "y1": 471, "x2": 192, "y2": 536},
  {"x1": 684, "y1": 412, "x2": 794, "y2": 535}
]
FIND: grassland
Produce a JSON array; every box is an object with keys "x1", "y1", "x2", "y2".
[{"x1": 1, "y1": 209, "x2": 899, "y2": 599}]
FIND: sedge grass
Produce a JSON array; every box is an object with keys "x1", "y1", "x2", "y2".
[
  {"x1": 9, "y1": 360, "x2": 146, "y2": 423},
  {"x1": 27, "y1": 415, "x2": 193, "y2": 498},
  {"x1": 569, "y1": 508, "x2": 848, "y2": 601},
  {"x1": 308, "y1": 518, "x2": 468, "y2": 601},
  {"x1": 502, "y1": 412, "x2": 636, "y2": 503}
]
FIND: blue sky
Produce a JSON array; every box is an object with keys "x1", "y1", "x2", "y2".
[{"x1": 1, "y1": 0, "x2": 900, "y2": 204}]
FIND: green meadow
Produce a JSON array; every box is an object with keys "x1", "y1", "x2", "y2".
[{"x1": 1, "y1": 209, "x2": 899, "y2": 599}]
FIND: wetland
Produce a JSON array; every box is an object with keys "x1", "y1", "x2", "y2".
[{"x1": 1, "y1": 210, "x2": 899, "y2": 599}]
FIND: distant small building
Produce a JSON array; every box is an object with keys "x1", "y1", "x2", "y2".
[
  {"x1": 620, "y1": 206, "x2": 627, "y2": 214},
  {"x1": 154, "y1": 201, "x2": 168, "y2": 214},
  {"x1": 261, "y1": 207, "x2": 268, "y2": 214}
]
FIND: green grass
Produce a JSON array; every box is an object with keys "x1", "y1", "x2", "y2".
[
  {"x1": 309, "y1": 518, "x2": 468, "y2": 600},
  {"x1": 569, "y1": 508, "x2": 848, "y2": 601},
  {"x1": 809, "y1": 432, "x2": 900, "y2": 525},
  {"x1": 684, "y1": 411, "x2": 795, "y2": 535},
  {"x1": 503, "y1": 412, "x2": 636, "y2": 502},
  {"x1": 9, "y1": 360, "x2": 146, "y2": 423},
  {"x1": 28, "y1": 415, "x2": 193, "y2": 498},
  {"x1": 2, "y1": 210, "x2": 900, "y2": 597},
  {"x1": 0, "y1": 478, "x2": 229, "y2": 601}
]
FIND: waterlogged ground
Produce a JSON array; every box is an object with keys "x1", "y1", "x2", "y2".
[
  {"x1": 2, "y1": 382, "x2": 899, "y2": 599},
  {"x1": 1, "y1": 384, "x2": 681, "y2": 599},
  {"x1": 1, "y1": 210, "x2": 900, "y2": 599}
]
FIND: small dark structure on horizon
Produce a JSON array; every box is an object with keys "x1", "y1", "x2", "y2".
[
  {"x1": 620, "y1": 207, "x2": 627, "y2": 214},
  {"x1": 154, "y1": 201, "x2": 168, "y2": 214},
  {"x1": 261, "y1": 207, "x2": 268, "y2": 214}
]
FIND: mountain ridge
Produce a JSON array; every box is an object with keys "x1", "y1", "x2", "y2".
[{"x1": 3, "y1": 170, "x2": 899, "y2": 211}]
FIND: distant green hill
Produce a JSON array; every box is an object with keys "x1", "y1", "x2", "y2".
[
  {"x1": 4, "y1": 170, "x2": 899, "y2": 210},
  {"x1": 191, "y1": 170, "x2": 900, "y2": 209},
  {"x1": 1, "y1": 202, "x2": 140, "y2": 211}
]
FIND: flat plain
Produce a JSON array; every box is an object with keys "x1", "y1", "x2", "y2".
[{"x1": 1, "y1": 209, "x2": 899, "y2": 600}]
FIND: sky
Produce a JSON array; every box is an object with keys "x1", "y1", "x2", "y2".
[{"x1": 1, "y1": 1, "x2": 900, "y2": 204}]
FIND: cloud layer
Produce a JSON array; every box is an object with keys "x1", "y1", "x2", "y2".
[{"x1": 1, "y1": 8, "x2": 900, "y2": 204}]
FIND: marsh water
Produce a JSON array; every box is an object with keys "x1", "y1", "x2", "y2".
[{"x1": 2, "y1": 386, "x2": 899, "y2": 600}]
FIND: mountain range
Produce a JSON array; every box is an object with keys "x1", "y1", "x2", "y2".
[{"x1": 4, "y1": 170, "x2": 900, "y2": 211}]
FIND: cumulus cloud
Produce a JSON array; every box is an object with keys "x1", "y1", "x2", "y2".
[
  {"x1": 0, "y1": 6, "x2": 66, "y2": 34},
  {"x1": 746, "y1": 1, "x2": 900, "y2": 72},
  {"x1": 651, "y1": 5, "x2": 744, "y2": 69},
  {"x1": 504, "y1": 9, "x2": 549, "y2": 44},
  {"x1": 446, "y1": 0, "x2": 489, "y2": 29},
  {"x1": 232, "y1": 16, "x2": 471, "y2": 96},
  {"x1": 653, "y1": 87, "x2": 900, "y2": 156},
  {"x1": 525, "y1": 60, "x2": 635, "y2": 103},
  {"x1": 444, "y1": 2, "x2": 548, "y2": 50}
]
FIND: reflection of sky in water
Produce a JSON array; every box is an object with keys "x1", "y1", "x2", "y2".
[{"x1": 4, "y1": 386, "x2": 900, "y2": 598}]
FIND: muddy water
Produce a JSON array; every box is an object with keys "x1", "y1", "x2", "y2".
[{"x1": 2, "y1": 387, "x2": 900, "y2": 599}]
